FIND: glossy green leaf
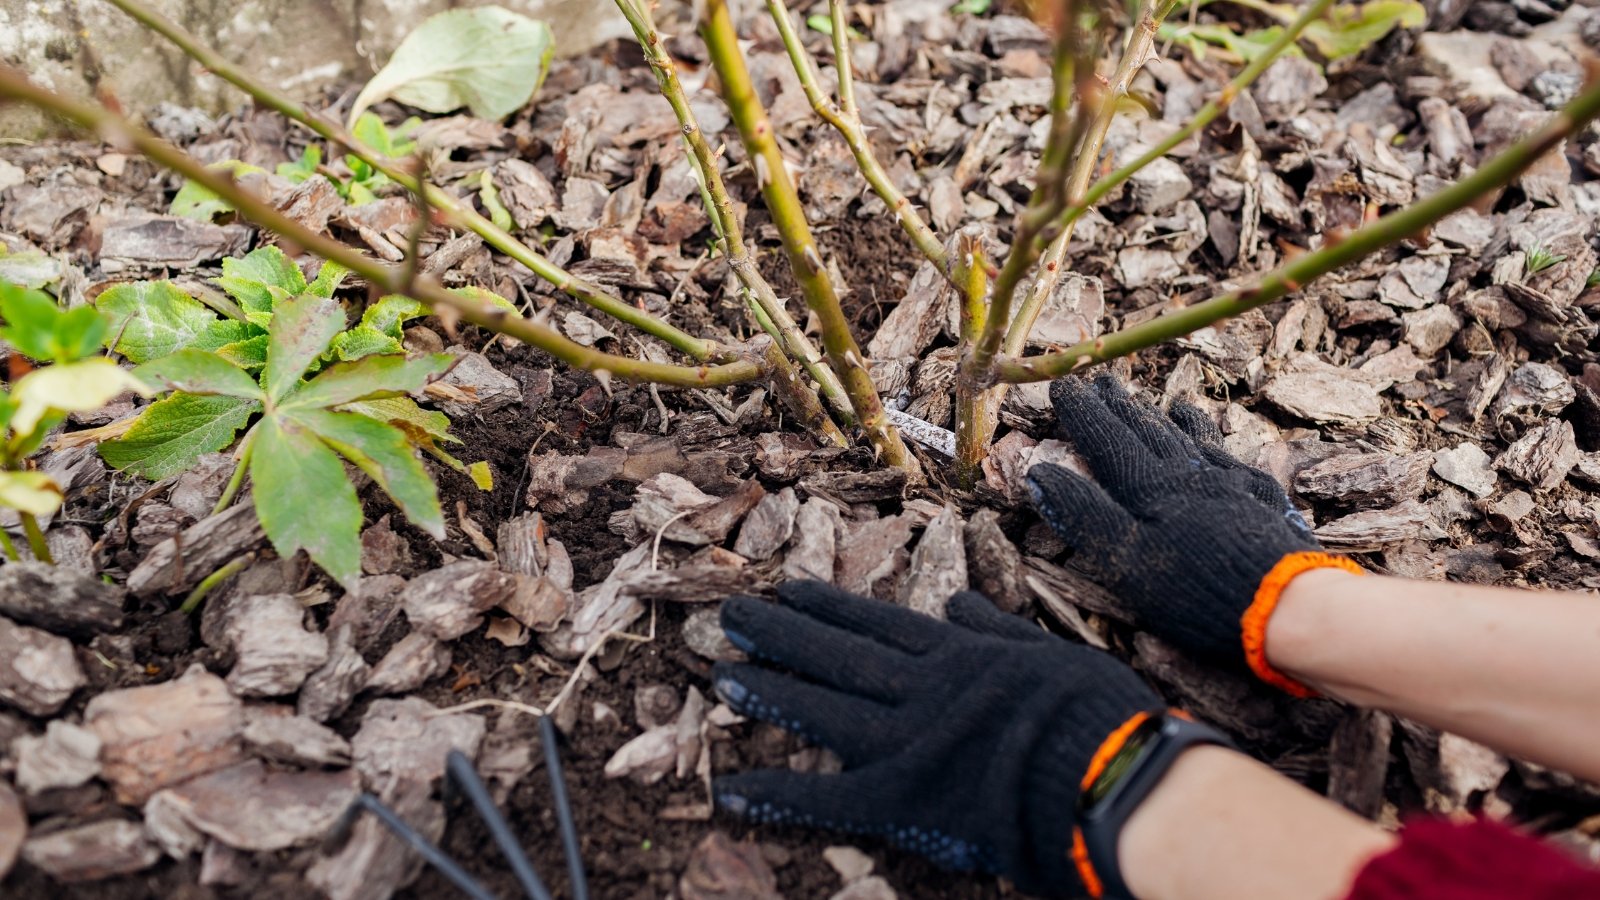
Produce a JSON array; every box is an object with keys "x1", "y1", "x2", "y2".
[
  {"x1": 12, "y1": 358, "x2": 153, "y2": 437},
  {"x1": 289, "y1": 408, "x2": 444, "y2": 538},
  {"x1": 263, "y1": 294, "x2": 345, "y2": 403},
  {"x1": 170, "y1": 161, "x2": 266, "y2": 221},
  {"x1": 99, "y1": 393, "x2": 260, "y2": 480},
  {"x1": 348, "y1": 7, "x2": 555, "y2": 125},
  {"x1": 250, "y1": 414, "x2": 363, "y2": 589},
  {"x1": 96, "y1": 281, "x2": 244, "y2": 363},
  {"x1": 134, "y1": 349, "x2": 264, "y2": 399},
  {"x1": 329, "y1": 326, "x2": 403, "y2": 361},
  {"x1": 0, "y1": 470, "x2": 63, "y2": 516},
  {"x1": 281, "y1": 352, "x2": 453, "y2": 411}
]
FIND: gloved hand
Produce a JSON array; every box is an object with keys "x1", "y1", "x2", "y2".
[
  {"x1": 1025, "y1": 373, "x2": 1363, "y2": 696},
  {"x1": 711, "y1": 580, "x2": 1164, "y2": 898}
]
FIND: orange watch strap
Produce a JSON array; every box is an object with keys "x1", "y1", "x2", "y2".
[{"x1": 1241, "y1": 551, "x2": 1366, "y2": 698}]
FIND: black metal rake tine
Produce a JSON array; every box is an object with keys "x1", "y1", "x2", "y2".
[
  {"x1": 539, "y1": 715, "x2": 589, "y2": 900},
  {"x1": 344, "y1": 793, "x2": 499, "y2": 900},
  {"x1": 446, "y1": 749, "x2": 553, "y2": 900}
]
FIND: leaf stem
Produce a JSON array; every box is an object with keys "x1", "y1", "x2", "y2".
[
  {"x1": 213, "y1": 428, "x2": 256, "y2": 515},
  {"x1": 998, "y1": 76, "x2": 1600, "y2": 381},
  {"x1": 0, "y1": 526, "x2": 20, "y2": 563},
  {"x1": 0, "y1": 66, "x2": 764, "y2": 389},
  {"x1": 701, "y1": 0, "x2": 915, "y2": 472},
  {"x1": 98, "y1": 0, "x2": 718, "y2": 362},
  {"x1": 19, "y1": 512, "x2": 52, "y2": 565},
  {"x1": 180, "y1": 552, "x2": 255, "y2": 614}
]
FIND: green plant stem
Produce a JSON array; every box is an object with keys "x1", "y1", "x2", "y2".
[
  {"x1": 998, "y1": 77, "x2": 1600, "y2": 382},
  {"x1": 19, "y1": 512, "x2": 51, "y2": 565},
  {"x1": 180, "y1": 552, "x2": 254, "y2": 614},
  {"x1": 213, "y1": 429, "x2": 255, "y2": 515},
  {"x1": 0, "y1": 527, "x2": 18, "y2": 563},
  {"x1": 98, "y1": 0, "x2": 717, "y2": 363},
  {"x1": 999, "y1": 0, "x2": 1333, "y2": 359},
  {"x1": 702, "y1": 0, "x2": 915, "y2": 472},
  {"x1": 0, "y1": 66, "x2": 764, "y2": 389},
  {"x1": 615, "y1": 0, "x2": 853, "y2": 432},
  {"x1": 767, "y1": 0, "x2": 952, "y2": 283}
]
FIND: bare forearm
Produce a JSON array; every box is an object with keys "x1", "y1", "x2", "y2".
[
  {"x1": 1120, "y1": 745, "x2": 1395, "y2": 900},
  {"x1": 1268, "y1": 570, "x2": 1600, "y2": 782}
]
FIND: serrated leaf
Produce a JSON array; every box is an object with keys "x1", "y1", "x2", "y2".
[
  {"x1": 289, "y1": 408, "x2": 444, "y2": 538},
  {"x1": 1, "y1": 282, "x2": 107, "y2": 363},
  {"x1": 215, "y1": 334, "x2": 270, "y2": 370},
  {"x1": 329, "y1": 326, "x2": 403, "y2": 361},
  {"x1": 215, "y1": 247, "x2": 307, "y2": 319},
  {"x1": 361, "y1": 295, "x2": 428, "y2": 338},
  {"x1": 348, "y1": 7, "x2": 555, "y2": 126},
  {"x1": 170, "y1": 161, "x2": 266, "y2": 221},
  {"x1": 468, "y1": 460, "x2": 493, "y2": 491},
  {"x1": 307, "y1": 261, "x2": 350, "y2": 298},
  {"x1": 0, "y1": 470, "x2": 62, "y2": 516},
  {"x1": 264, "y1": 294, "x2": 345, "y2": 403},
  {"x1": 341, "y1": 396, "x2": 460, "y2": 445},
  {"x1": 134, "y1": 349, "x2": 264, "y2": 400},
  {"x1": 96, "y1": 280, "x2": 243, "y2": 363},
  {"x1": 12, "y1": 358, "x2": 153, "y2": 437},
  {"x1": 251, "y1": 414, "x2": 363, "y2": 589},
  {"x1": 99, "y1": 393, "x2": 260, "y2": 480},
  {"x1": 282, "y1": 353, "x2": 453, "y2": 411}
]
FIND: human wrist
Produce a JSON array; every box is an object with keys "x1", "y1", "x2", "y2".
[
  {"x1": 1116, "y1": 744, "x2": 1246, "y2": 899},
  {"x1": 1263, "y1": 566, "x2": 1364, "y2": 694},
  {"x1": 1241, "y1": 553, "x2": 1365, "y2": 697}
]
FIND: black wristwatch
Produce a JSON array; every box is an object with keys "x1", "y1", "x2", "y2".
[{"x1": 1075, "y1": 712, "x2": 1236, "y2": 899}]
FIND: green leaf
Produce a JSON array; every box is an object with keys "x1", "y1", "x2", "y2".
[
  {"x1": 170, "y1": 161, "x2": 266, "y2": 221},
  {"x1": 341, "y1": 395, "x2": 460, "y2": 446},
  {"x1": 345, "y1": 179, "x2": 380, "y2": 207},
  {"x1": 479, "y1": 169, "x2": 514, "y2": 232},
  {"x1": 351, "y1": 112, "x2": 420, "y2": 158},
  {"x1": 215, "y1": 246, "x2": 308, "y2": 320},
  {"x1": 307, "y1": 261, "x2": 350, "y2": 298},
  {"x1": 329, "y1": 326, "x2": 404, "y2": 361},
  {"x1": 361, "y1": 295, "x2": 429, "y2": 338},
  {"x1": 100, "y1": 393, "x2": 260, "y2": 480},
  {"x1": 0, "y1": 248, "x2": 63, "y2": 290},
  {"x1": 348, "y1": 7, "x2": 555, "y2": 125},
  {"x1": 96, "y1": 280, "x2": 240, "y2": 363},
  {"x1": 282, "y1": 353, "x2": 453, "y2": 410},
  {"x1": 134, "y1": 349, "x2": 264, "y2": 400},
  {"x1": 263, "y1": 294, "x2": 345, "y2": 403},
  {"x1": 250, "y1": 414, "x2": 363, "y2": 589},
  {"x1": 0, "y1": 470, "x2": 63, "y2": 517},
  {"x1": 215, "y1": 334, "x2": 270, "y2": 371},
  {"x1": 468, "y1": 460, "x2": 493, "y2": 491},
  {"x1": 275, "y1": 145, "x2": 322, "y2": 183},
  {"x1": 289, "y1": 408, "x2": 444, "y2": 538},
  {"x1": 11, "y1": 358, "x2": 153, "y2": 437},
  {"x1": 949, "y1": 0, "x2": 993, "y2": 13},
  {"x1": 0, "y1": 282, "x2": 107, "y2": 363},
  {"x1": 1299, "y1": 1, "x2": 1425, "y2": 60},
  {"x1": 805, "y1": 13, "x2": 867, "y2": 39}
]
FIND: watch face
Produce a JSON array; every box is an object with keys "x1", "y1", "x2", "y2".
[{"x1": 1078, "y1": 715, "x2": 1164, "y2": 812}]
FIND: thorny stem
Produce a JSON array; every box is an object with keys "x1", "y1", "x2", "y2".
[
  {"x1": 767, "y1": 0, "x2": 954, "y2": 284},
  {"x1": 0, "y1": 66, "x2": 765, "y2": 388},
  {"x1": 614, "y1": 0, "x2": 853, "y2": 435},
  {"x1": 213, "y1": 428, "x2": 256, "y2": 516},
  {"x1": 180, "y1": 552, "x2": 255, "y2": 614},
  {"x1": 702, "y1": 0, "x2": 917, "y2": 473},
  {"x1": 20, "y1": 512, "x2": 52, "y2": 565},
  {"x1": 99, "y1": 0, "x2": 719, "y2": 363},
  {"x1": 999, "y1": 0, "x2": 1334, "y2": 359},
  {"x1": 998, "y1": 76, "x2": 1600, "y2": 381}
]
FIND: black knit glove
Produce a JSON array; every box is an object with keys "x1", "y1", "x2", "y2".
[
  {"x1": 1025, "y1": 374, "x2": 1362, "y2": 696},
  {"x1": 711, "y1": 580, "x2": 1163, "y2": 897}
]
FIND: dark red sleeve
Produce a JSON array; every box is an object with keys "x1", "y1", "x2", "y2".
[{"x1": 1347, "y1": 817, "x2": 1600, "y2": 899}]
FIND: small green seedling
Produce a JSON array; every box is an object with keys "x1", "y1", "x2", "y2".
[
  {"x1": 112, "y1": 292, "x2": 454, "y2": 589},
  {"x1": 276, "y1": 113, "x2": 422, "y2": 206},
  {"x1": 0, "y1": 282, "x2": 150, "y2": 562},
  {"x1": 170, "y1": 160, "x2": 268, "y2": 221},
  {"x1": 1525, "y1": 244, "x2": 1567, "y2": 276},
  {"x1": 1160, "y1": 0, "x2": 1424, "y2": 64}
]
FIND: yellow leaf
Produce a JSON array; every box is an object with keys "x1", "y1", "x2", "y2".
[
  {"x1": 0, "y1": 470, "x2": 62, "y2": 516},
  {"x1": 11, "y1": 358, "x2": 154, "y2": 437},
  {"x1": 468, "y1": 460, "x2": 493, "y2": 491}
]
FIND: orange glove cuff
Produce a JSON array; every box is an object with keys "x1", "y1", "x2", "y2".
[
  {"x1": 1241, "y1": 551, "x2": 1366, "y2": 698},
  {"x1": 1070, "y1": 710, "x2": 1153, "y2": 898}
]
